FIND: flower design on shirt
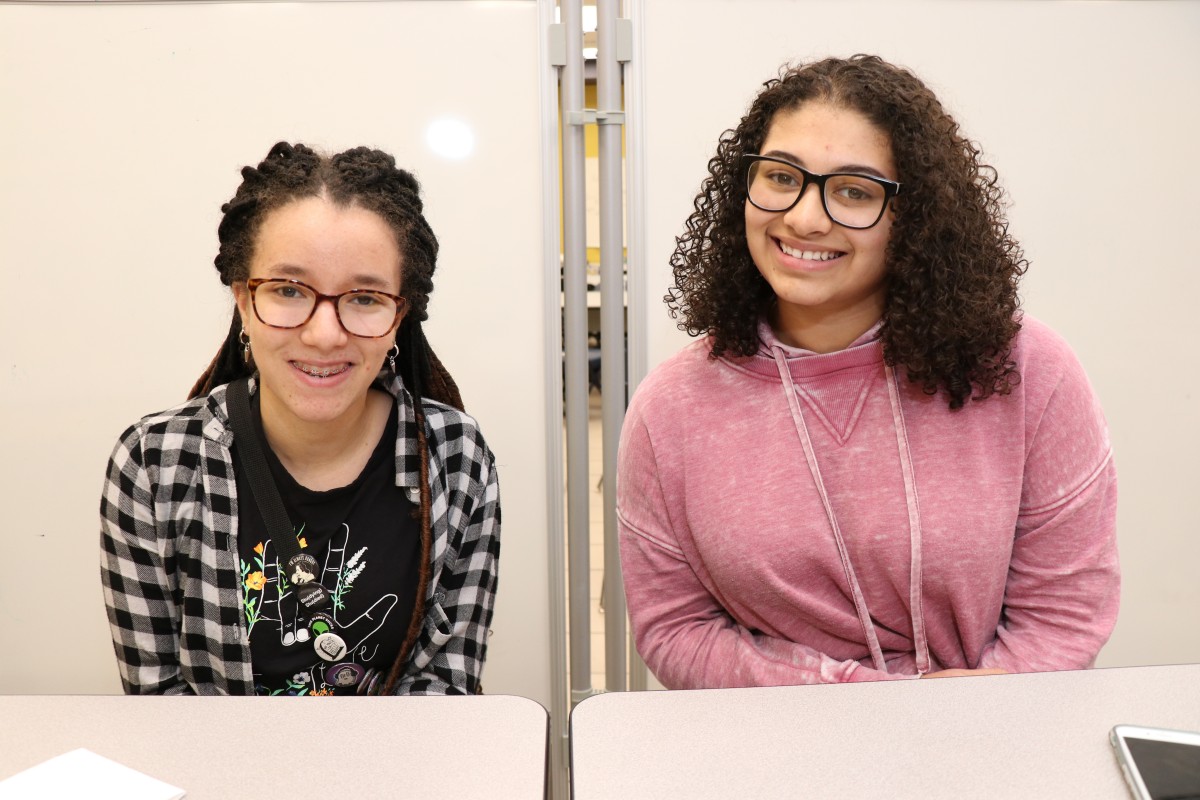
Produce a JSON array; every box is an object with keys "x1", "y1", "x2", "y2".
[
  {"x1": 332, "y1": 546, "x2": 368, "y2": 611},
  {"x1": 270, "y1": 673, "x2": 312, "y2": 696},
  {"x1": 239, "y1": 555, "x2": 266, "y2": 633}
]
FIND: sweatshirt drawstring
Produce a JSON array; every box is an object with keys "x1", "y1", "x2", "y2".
[
  {"x1": 884, "y1": 364, "x2": 931, "y2": 674},
  {"x1": 771, "y1": 347, "x2": 931, "y2": 675},
  {"x1": 772, "y1": 348, "x2": 886, "y2": 672}
]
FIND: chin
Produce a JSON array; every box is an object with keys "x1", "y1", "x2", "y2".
[
  {"x1": 268, "y1": 376, "x2": 371, "y2": 424},
  {"x1": 293, "y1": 398, "x2": 363, "y2": 426}
]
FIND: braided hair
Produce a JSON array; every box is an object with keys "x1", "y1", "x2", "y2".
[
  {"x1": 668, "y1": 55, "x2": 1027, "y2": 409},
  {"x1": 191, "y1": 142, "x2": 463, "y2": 694}
]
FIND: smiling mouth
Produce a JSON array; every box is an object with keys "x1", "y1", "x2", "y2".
[
  {"x1": 777, "y1": 240, "x2": 845, "y2": 261},
  {"x1": 292, "y1": 362, "x2": 350, "y2": 379}
]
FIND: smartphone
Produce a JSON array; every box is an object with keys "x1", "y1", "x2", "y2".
[{"x1": 1110, "y1": 724, "x2": 1200, "y2": 800}]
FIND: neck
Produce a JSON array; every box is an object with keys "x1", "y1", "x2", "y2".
[
  {"x1": 258, "y1": 386, "x2": 390, "y2": 490},
  {"x1": 769, "y1": 301, "x2": 883, "y2": 354}
]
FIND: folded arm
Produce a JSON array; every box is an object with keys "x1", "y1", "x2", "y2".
[
  {"x1": 979, "y1": 457, "x2": 1119, "y2": 672},
  {"x1": 620, "y1": 518, "x2": 913, "y2": 688},
  {"x1": 618, "y1": 414, "x2": 909, "y2": 689}
]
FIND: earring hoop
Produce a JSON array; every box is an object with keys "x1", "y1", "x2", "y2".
[
  {"x1": 387, "y1": 343, "x2": 399, "y2": 374},
  {"x1": 240, "y1": 328, "x2": 252, "y2": 365}
]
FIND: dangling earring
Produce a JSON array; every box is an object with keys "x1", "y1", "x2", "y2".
[
  {"x1": 387, "y1": 343, "x2": 399, "y2": 374},
  {"x1": 240, "y1": 328, "x2": 252, "y2": 365}
]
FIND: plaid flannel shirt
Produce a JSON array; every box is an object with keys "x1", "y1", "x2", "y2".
[{"x1": 100, "y1": 375, "x2": 500, "y2": 695}]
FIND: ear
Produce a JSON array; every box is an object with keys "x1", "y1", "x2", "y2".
[{"x1": 232, "y1": 282, "x2": 251, "y2": 326}]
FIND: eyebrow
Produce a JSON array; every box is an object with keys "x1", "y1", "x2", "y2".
[
  {"x1": 761, "y1": 150, "x2": 891, "y2": 180},
  {"x1": 266, "y1": 263, "x2": 395, "y2": 291}
]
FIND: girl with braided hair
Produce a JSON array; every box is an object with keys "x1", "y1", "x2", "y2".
[
  {"x1": 618, "y1": 55, "x2": 1119, "y2": 688},
  {"x1": 101, "y1": 142, "x2": 500, "y2": 696}
]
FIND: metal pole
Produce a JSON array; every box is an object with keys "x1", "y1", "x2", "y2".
[
  {"x1": 596, "y1": 0, "x2": 627, "y2": 691},
  {"x1": 622, "y1": 0, "x2": 651, "y2": 693},
  {"x1": 539, "y1": 0, "x2": 572, "y2": 791},
  {"x1": 560, "y1": 0, "x2": 593, "y2": 708}
]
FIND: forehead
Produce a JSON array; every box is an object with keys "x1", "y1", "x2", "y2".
[
  {"x1": 761, "y1": 101, "x2": 895, "y2": 176},
  {"x1": 252, "y1": 196, "x2": 403, "y2": 290}
]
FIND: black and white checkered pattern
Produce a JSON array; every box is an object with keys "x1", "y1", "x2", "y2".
[{"x1": 100, "y1": 375, "x2": 500, "y2": 695}]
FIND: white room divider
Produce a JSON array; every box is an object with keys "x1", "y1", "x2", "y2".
[
  {"x1": 0, "y1": 0, "x2": 558, "y2": 711},
  {"x1": 625, "y1": 0, "x2": 1200, "y2": 670}
]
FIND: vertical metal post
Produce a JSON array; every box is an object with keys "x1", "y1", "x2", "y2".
[
  {"x1": 622, "y1": 0, "x2": 651, "y2": 693},
  {"x1": 540, "y1": 1, "x2": 572, "y2": 792},
  {"x1": 596, "y1": 0, "x2": 628, "y2": 691},
  {"x1": 560, "y1": 0, "x2": 593, "y2": 708}
]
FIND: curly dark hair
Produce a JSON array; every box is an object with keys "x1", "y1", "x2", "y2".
[
  {"x1": 667, "y1": 54, "x2": 1027, "y2": 409},
  {"x1": 189, "y1": 141, "x2": 465, "y2": 694}
]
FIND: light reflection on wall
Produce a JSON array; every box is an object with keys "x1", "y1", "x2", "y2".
[{"x1": 425, "y1": 118, "x2": 475, "y2": 160}]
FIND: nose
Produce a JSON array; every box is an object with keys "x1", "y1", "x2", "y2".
[
  {"x1": 782, "y1": 181, "x2": 832, "y2": 235},
  {"x1": 300, "y1": 296, "x2": 349, "y2": 349}
]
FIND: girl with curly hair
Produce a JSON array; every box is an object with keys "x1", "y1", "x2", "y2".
[
  {"x1": 617, "y1": 55, "x2": 1118, "y2": 688},
  {"x1": 101, "y1": 142, "x2": 499, "y2": 696}
]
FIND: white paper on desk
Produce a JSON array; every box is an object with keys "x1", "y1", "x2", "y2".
[{"x1": 0, "y1": 748, "x2": 185, "y2": 799}]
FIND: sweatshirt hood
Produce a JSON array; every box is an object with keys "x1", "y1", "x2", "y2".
[{"x1": 724, "y1": 318, "x2": 886, "y2": 382}]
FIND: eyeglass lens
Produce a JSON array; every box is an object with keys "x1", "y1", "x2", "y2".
[
  {"x1": 746, "y1": 159, "x2": 890, "y2": 229},
  {"x1": 253, "y1": 281, "x2": 399, "y2": 337}
]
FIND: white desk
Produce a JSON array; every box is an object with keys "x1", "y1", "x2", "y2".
[
  {"x1": 570, "y1": 664, "x2": 1200, "y2": 799},
  {"x1": 0, "y1": 694, "x2": 547, "y2": 799}
]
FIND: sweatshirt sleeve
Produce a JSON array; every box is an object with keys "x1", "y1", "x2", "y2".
[
  {"x1": 979, "y1": 332, "x2": 1120, "y2": 672},
  {"x1": 618, "y1": 404, "x2": 913, "y2": 688}
]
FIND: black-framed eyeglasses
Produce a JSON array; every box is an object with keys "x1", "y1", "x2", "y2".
[
  {"x1": 246, "y1": 278, "x2": 407, "y2": 339},
  {"x1": 742, "y1": 154, "x2": 901, "y2": 230}
]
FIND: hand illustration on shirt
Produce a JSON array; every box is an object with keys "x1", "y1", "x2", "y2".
[{"x1": 256, "y1": 525, "x2": 399, "y2": 655}]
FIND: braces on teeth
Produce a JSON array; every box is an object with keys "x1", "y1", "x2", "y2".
[{"x1": 300, "y1": 365, "x2": 343, "y2": 378}]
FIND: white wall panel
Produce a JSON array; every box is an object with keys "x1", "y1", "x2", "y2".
[
  {"x1": 632, "y1": 0, "x2": 1200, "y2": 668},
  {"x1": 0, "y1": 0, "x2": 552, "y2": 705}
]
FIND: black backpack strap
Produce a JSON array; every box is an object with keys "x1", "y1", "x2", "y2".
[{"x1": 225, "y1": 378, "x2": 302, "y2": 567}]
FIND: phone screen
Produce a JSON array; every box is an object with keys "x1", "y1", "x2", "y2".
[{"x1": 1124, "y1": 736, "x2": 1200, "y2": 800}]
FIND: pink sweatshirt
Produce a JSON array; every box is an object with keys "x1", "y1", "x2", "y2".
[{"x1": 617, "y1": 316, "x2": 1119, "y2": 688}]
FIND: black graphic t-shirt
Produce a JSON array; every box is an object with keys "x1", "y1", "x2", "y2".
[{"x1": 234, "y1": 393, "x2": 421, "y2": 695}]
